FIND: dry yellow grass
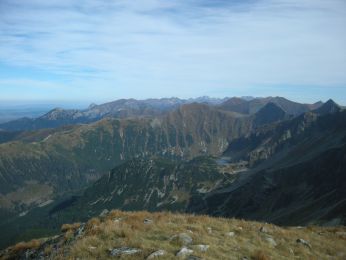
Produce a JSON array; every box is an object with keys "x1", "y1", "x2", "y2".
[
  {"x1": 2, "y1": 210, "x2": 346, "y2": 260},
  {"x1": 11, "y1": 239, "x2": 41, "y2": 253},
  {"x1": 61, "y1": 222, "x2": 81, "y2": 232},
  {"x1": 252, "y1": 250, "x2": 270, "y2": 260}
]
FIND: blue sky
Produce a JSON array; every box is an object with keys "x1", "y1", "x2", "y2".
[{"x1": 0, "y1": 0, "x2": 346, "y2": 104}]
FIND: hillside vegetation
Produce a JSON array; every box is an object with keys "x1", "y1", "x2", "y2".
[
  {"x1": 1, "y1": 210, "x2": 346, "y2": 259},
  {"x1": 0, "y1": 104, "x2": 251, "y2": 214}
]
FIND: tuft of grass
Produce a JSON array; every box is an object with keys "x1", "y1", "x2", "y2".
[
  {"x1": 252, "y1": 250, "x2": 271, "y2": 260},
  {"x1": 11, "y1": 239, "x2": 41, "y2": 253},
  {"x1": 61, "y1": 222, "x2": 81, "y2": 232},
  {"x1": 43, "y1": 245, "x2": 53, "y2": 256},
  {"x1": 64, "y1": 230, "x2": 75, "y2": 242}
]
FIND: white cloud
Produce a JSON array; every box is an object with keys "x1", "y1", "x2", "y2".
[{"x1": 0, "y1": 0, "x2": 345, "y2": 100}]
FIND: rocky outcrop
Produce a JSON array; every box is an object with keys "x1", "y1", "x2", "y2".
[
  {"x1": 253, "y1": 102, "x2": 288, "y2": 127},
  {"x1": 0, "y1": 97, "x2": 227, "y2": 132},
  {"x1": 313, "y1": 99, "x2": 341, "y2": 115},
  {"x1": 49, "y1": 156, "x2": 232, "y2": 218}
]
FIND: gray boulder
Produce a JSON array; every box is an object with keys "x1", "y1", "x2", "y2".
[
  {"x1": 109, "y1": 247, "x2": 141, "y2": 256},
  {"x1": 171, "y1": 233, "x2": 193, "y2": 246},
  {"x1": 176, "y1": 247, "x2": 194, "y2": 257},
  {"x1": 147, "y1": 249, "x2": 166, "y2": 259}
]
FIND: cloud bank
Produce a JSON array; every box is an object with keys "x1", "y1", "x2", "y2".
[{"x1": 0, "y1": 0, "x2": 345, "y2": 103}]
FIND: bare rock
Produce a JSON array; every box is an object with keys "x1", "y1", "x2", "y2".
[
  {"x1": 296, "y1": 238, "x2": 312, "y2": 249},
  {"x1": 75, "y1": 224, "x2": 85, "y2": 238},
  {"x1": 99, "y1": 209, "x2": 109, "y2": 217},
  {"x1": 171, "y1": 233, "x2": 193, "y2": 246},
  {"x1": 226, "y1": 232, "x2": 235, "y2": 237},
  {"x1": 109, "y1": 247, "x2": 141, "y2": 256},
  {"x1": 144, "y1": 219, "x2": 153, "y2": 224},
  {"x1": 176, "y1": 247, "x2": 194, "y2": 257},
  {"x1": 113, "y1": 217, "x2": 123, "y2": 223},
  {"x1": 193, "y1": 244, "x2": 209, "y2": 252},
  {"x1": 265, "y1": 236, "x2": 277, "y2": 247},
  {"x1": 147, "y1": 249, "x2": 166, "y2": 259},
  {"x1": 259, "y1": 226, "x2": 268, "y2": 233}
]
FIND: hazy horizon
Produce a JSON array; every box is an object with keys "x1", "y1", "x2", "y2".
[{"x1": 0, "y1": 95, "x2": 343, "y2": 108}]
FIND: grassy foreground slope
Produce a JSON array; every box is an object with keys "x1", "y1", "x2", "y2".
[{"x1": 1, "y1": 210, "x2": 346, "y2": 260}]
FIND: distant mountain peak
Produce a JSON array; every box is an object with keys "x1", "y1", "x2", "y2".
[
  {"x1": 225, "y1": 97, "x2": 246, "y2": 104},
  {"x1": 314, "y1": 99, "x2": 341, "y2": 115},
  {"x1": 88, "y1": 103, "x2": 98, "y2": 109},
  {"x1": 254, "y1": 102, "x2": 287, "y2": 126},
  {"x1": 326, "y1": 99, "x2": 338, "y2": 105},
  {"x1": 256, "y1": 102, "x2": 286, "y2": 115}
]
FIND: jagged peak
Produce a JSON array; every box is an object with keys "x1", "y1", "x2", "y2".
[
  {"x1": 314, "y1": 99, "x2": 341, "y2": 115},
  {"x1": 88, "y1": 103, "x2": 98, "y2": 109},
  {"x1": 325, "y1": 99, "x2": 338, "y2": 105},
  {"x1": 256, "y1": 102, "x2": 286, "y2": 114},
  {"x1": 40, "y1": 107, "x2": 64, "y2": 116},
  {"x1": 50, "y1": 107, "x2": 64, "y2": 112},
  {"x1": 254, "y1": 102, "x2": 286, "y2": 126},
  {"x1": 222, "y1": 97, "x2": 246, "y2": 105}
]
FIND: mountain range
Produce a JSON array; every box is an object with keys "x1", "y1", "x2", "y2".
[
  {"x1": 0, "y1": 96, "x2": 344, "y2": 250},
  {"x1": 0, "y1": 97, "x2": 227, "y2": 132},
  {"x1": 0, "y1": 96, "x2": 322, "y2": 132}
]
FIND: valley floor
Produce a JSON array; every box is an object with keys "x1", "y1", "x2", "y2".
[{"x1": 1, "y1": 210, "x2": 346, "y2": 260}]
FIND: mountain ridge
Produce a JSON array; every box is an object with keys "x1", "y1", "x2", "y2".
[
  {"x1": 0, "y1": 97, "x2": 228, "y2": 132},
  {"x1": 0, "y1": 96, "x2": 324, "y2": 132}
]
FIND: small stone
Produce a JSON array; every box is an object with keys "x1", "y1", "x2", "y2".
[
  {"x1": 89, "y1": 246, "x2": 97, "y2": 250},
  {"x1": 171, "y1": 233, "x2": 193, "y2": 246},
  {"x1": 265, "y1": 236, "x2": 277, "y2": 247},
  {"x1": 176, "y1": 247, "x2": 194, "y2": 257},
  {"x1": 194, "y1": 244, "x2": 209, "y2": 252},
  {"x1": 144, "y1": 219, "x2": 153, "y2": 224},
  {"x1": 226, "y1": 232, "x2": 235, "y2": 237},
  {"x1": 207, "y1": 227, "x2": 212, "y2": 234},
  {"x1": 259, "y1": 226, "x2": 268, "y2": 233},
  {"x1": 147, "y1": 249, "x2": 166, "y2": 259},
  {"x1": 25, "y1": 250, "x2": 35, "y2": 258},
  {"x1": 289, "y1": 248, "x2": 294, "y2": 254},
  {"x1": 296, "y1": 238, "x2": 312, "y2": 249},
  {"x1": 99, "y1": 209, "x2": 109, "y2": 217},
  {"x1": 113, "y1": 217, "x2": 123, "y2": 223},
  {"x1": 109, "y1": 247, "x2": 141, "y2": 256}
]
